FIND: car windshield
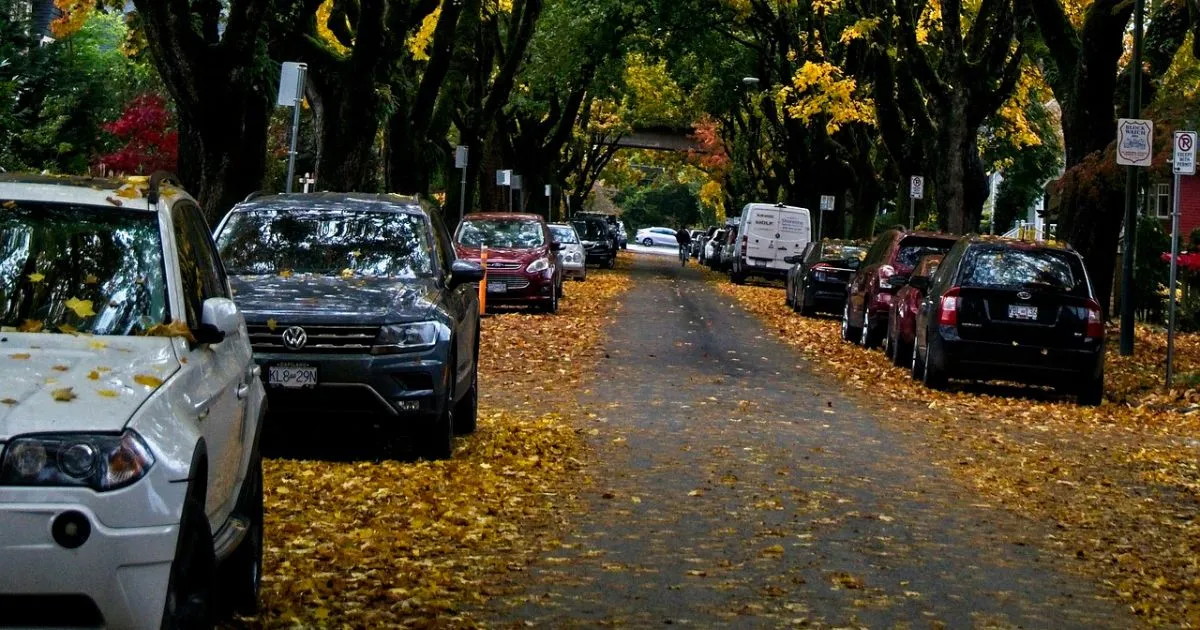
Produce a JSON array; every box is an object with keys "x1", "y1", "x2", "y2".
[
  {"x1": 216, "y1": 208, "x2": 435, "y2": 278},
  {"x1": 895, "y1": 237, "x2": 954, "y2": 272},
  {"x1": 960, "y1": 246, "x2": 1088, "y2": 295},
  {"x1": 0, "y1": 201, "x2": 168, "y2": 336},
  {"x1": 572, "y1": 221, "x2": 607, "y2": 240},
  {"x1": 458, "y1": 219, "x2": 545, "y2": 249},
  {"x1": 550, "y1": 226, "x2": 579, "y2": 244},
  {"x1": 820, "y1": 244, "x2": 867, "y2": 263}
]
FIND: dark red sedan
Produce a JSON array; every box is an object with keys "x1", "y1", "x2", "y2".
[
  {"x1": 885, "y1": 254, "x2": 942, "y2": 367},
  {"x1": 454, "y1": 213, "x2": 563, "y2": 313}
]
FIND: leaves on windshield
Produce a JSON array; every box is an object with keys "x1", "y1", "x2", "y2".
[
  {"x1": 64, "y1": 298, "x2": 96, "y2": 318},
  {"x1": 84, "y1": 274, "x2": 98, "y2": 285},
  {"x1": 114, "y1": 185, "x2": 142, "y2": 199},
  {"x1": 87, "y1": 370, "x2": 100, "y2": 380},
  {"x1": 27, "y1": 272, "x2": 44, "y2": 283},
  {"x1": 88, "y1": 340, "x2": 108, "y2": 350},
  {"x1": 51, "y1": 365, "x2": 69, "y2": 372},
  {"x1": 1, "y1": 201, "x2": 15, "y2": 209},
  {"x1": 57, "y1": 323, "x2": 79, "y2": 335},
  {"x1": 133, "y1": 374, "x2": 163, "y2": 388},
  {"x1": 142, "y1": 320, "x2": 195, "y2": 343},
  {"x1": 340, "y1": 268, "x2": 355, "y2": 279},
  {"x1": 50, "y1": 387, "x2": 76, "y2": 402},
  {"x1": 96, "y1": 389, "x2": 119, "y2": 398},
  {"x1": 18, "y1": 319, "x2": 43, "y2": 333},
  {"x1": 279, "y1": 269, "x2": 295, "y2": 279}
]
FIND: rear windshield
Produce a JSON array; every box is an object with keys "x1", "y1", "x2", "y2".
[
  {"x1": 820, "y1": 243, "x2": 866, "y2": 263},
  {"x1": 895, "y1": 237, "x2": 955, "y2": 272},
  {"x1": 550, "y1": 225, "x2": 579, "y2": 244},
  {"x1": 572, "y1": 220, "x2": 607, "y2": 240},
  {"x1": 217, "y1": 208, "x2": 435, "y2": 278},
  {"x1": 959, "y1": 246, "x2": 1090, "y2": 296},
  {"x1": 0, "y1": 202, "x2": 168, "y2": 336},
  {"x1": 457, "y1": 219, "x2": 545, "y2": 249}
]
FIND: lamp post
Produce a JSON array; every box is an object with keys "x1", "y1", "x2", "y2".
[{"x1": 1119, "y1": 0, "x2": 1146, "y2": 356}]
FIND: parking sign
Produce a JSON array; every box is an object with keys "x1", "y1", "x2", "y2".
[
  {"x1": 1174, "y1": 131, "x2": 1197, "y2": 176},
  {"x1": 910, "y1": 176, "x2": 924, "y2": 200}
]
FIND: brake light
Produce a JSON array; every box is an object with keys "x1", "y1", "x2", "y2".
[
  {"x1": 878, "y1": 264, "x2": 896, "y2": 281},
  {"x1": 938, "y1": 287, "x2": 961, "y2": 326},
  {"x1": 740, "y1": 235, "x2": 748, "y2": 257},
  {"x1": 1085, "y1": 299, "x2": 1104, "y2": 339},
  {"x1": 811, "y1": 262, "x2": 833, "y2": 271}
]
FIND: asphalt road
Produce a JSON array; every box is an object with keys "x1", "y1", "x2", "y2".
[{"x1": 487, "y1": 254, "x2": 1130, "y2": 628}]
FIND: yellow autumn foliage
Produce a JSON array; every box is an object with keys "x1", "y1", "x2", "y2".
[{"x1": 778, "y1": 61, "x2": 875, "y2": 134}]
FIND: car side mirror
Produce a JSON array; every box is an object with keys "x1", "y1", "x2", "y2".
[
  {"x1": 450, "y1": 260, "x2": 485, "y2": 288},
  {"x1": 551, "y1": 242, "x2": 563, "y2": 252},
  {"x1": 783, "y1": 255, "x2": 800, "y2": 265},
  {"x1": 197, "y1": 297, "x2": 240, "y2": 345},
  {"x1": 908, "y1": 276, "x2": 930, "y2": 291}
]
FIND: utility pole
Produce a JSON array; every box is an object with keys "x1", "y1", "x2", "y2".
[{"x1": 1119, "y1": 0, "x2": 1146, "y2": 356}]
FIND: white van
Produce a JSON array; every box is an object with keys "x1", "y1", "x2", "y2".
[{"x1": 730, "y1": 202, "x2": 812, "y2": 283}]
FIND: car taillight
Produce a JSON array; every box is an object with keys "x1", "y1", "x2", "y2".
[
  {"x1": 812, "y1": 262, "x2": 833, "y2": 271},
  {"x1": 938, "y1": 287, "x2": 961, "y2": 326},
  {"x1": 740, "y1": 235, "x2": 748, "y2": 257},
  {"x1": 1085, "y1": 299, "x2": 1104, "y2": 339}
]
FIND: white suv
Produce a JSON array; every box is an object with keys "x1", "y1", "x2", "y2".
[{"x1": 0, "y1": 174, "x2": 266, "y2": 628}]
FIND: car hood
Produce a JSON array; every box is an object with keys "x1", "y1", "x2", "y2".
[
  {"x1": 0, "y1": 335, "x2": 179, "y2": 441},
  {"x1": 454, "y1": 245, "x2": 547, "y2": 264},
  {"x1": 230, "y1": 275, "x2": 439, "y2": 325}
]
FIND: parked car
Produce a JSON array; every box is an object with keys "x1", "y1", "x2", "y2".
[
  {"x1": 885, "y1": 253, "x2": 943, "y2": 366},
  {"x1": 785, "y1": 239, "x2": 867, "y2": 315},
  {"x1": 688, "y1": 229, "x2": 705, "y2": 258},
  {"x1": 456, "y1": 212, "x2": 563, "y2": 312},
  {"x1": 703, "y1": 228, "x2": 726, "y2": 268},
  {"x1": 216, "y1": 193, "x2": 484, "y2": 460},
  {"x1": 0, "y1": 173, "x2": 266, "y2": 627},
  {"x1": 616, "y1": 220, "x2": 628, "y2": 249},
  {"x1": 637, "y1": 226, "x2": 680, "y2": 248},
  {"x1": 842, "y1": 229, "x2": 957, "y2": 348},
  {"x1": 717, "y1": 226, "x2": 740, "y2": 272},
  {"x1": 572, "y1": 215, "x2": 618, "y2": 269},
  {"x1": 910, "y1": 236, "x2": 1104, "y2": 405},
  {"x1": 730, "y1": 203, "x2": 812, "y2": 284},
  {"x1": 550, "y1": 223, "x2": 587, "y2": 282}
]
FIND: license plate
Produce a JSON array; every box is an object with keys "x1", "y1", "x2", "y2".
[
  {"x1": 268, "y1": 364, "x2": 318, "y2": 388},
  {"x1": 1009, "y1": 304, "x2": 1038, "y2": 321},
  {"x1": 487, "y1": 281, "x2": 508, "y2": 294}
]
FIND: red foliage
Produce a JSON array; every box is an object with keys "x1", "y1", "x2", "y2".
[
  {"x1": 1161, "y1": 251, "x2": 1200, "y2": 273},
  {"x1": 96, "y1": 94, "x2": 178, "y2": 176},
  {"x1": 688, "y1": 116, "x2": 732, "y2": 177}
]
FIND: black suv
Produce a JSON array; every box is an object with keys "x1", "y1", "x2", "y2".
[
  {"x1": 910, "y1": 236, "x2": 1104, "y2": 405},
  {"x1": 571, "y1": 216, "x2": 618, "y2": 269},
  {"x1": 214, "y1": 193, "x2": 485, "y2": 458}
]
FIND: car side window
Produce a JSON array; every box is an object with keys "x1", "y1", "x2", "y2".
[
  {"x1": 864, "y1": 234, "x2": 889, "y2": 264},
  {"x1": 931, "y1": 242, "x2": 965, "y2": 293},
  {"x1": 172, "y1": 201, "x2": 230, "y2": 327}
]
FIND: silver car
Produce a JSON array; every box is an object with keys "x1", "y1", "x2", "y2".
[{"x1": 550, "y1": 223, "x2": 587, "y2": 281}]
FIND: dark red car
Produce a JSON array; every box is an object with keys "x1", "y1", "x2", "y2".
[
  {"x1": 885, "y1": 254, "x2": 943, "y2": 366},
  {"x1": 842, "y1": 229, "x2": 957, "y2": 348},
  {"x1": 454, "y1": 213, "x2": 563, "y2": 313}
]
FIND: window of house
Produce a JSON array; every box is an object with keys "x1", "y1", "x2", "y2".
[{"x1": 1154, "y1": 183, "x2": 1172, "y2": 219}]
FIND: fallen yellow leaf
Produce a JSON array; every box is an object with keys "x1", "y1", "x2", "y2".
[
  {"x1": 84, "y1": 274, "x2": 99, "y2": 284},
  {"x1": 279, "y1": 269, "x2": 294, "y2": 279},
  {"x1": 0, "y1": 398, "x2": 16, "y2": 405},
  {"x1": 9, "y1": 353, "x2": 30, "y2": 360},
  {"x1": 96, "y1": 389, "x2": 119, "y2": 398},
  {"x1": 133, "y1": 374, "x2": 164, "y2": 388},
  {"x1": 27, "y1": 272, "x2": 44, "y2": 283},
  {"x1": 87, "y1": 370, "x2": 100, "y2": 380},
  {"x1": 88, "y1": 340, "x2": 108, "y2": 350},
  {"x1": 267, "y1": 319, "x2": 279, "y2": 331},
  {"x1": 18, "y1": 319, "x2": 43, "y2": 333},
  {"x1": 51, "y1": 365, "x2": 69, "y2": 372},
  {"x1": 51, "y1": 387, "x2": 76, "y2": 402},
  {"x1": 64, "y1": 298, "x2": 96, "y2": 318},
  {"x1": 340, "y1": 268, "x2": 355, "y2": 279}
]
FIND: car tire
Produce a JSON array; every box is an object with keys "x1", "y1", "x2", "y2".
[
  {"x1": 454, "y1": 341, "x2": 480, "y2": 435},
  {"x1": 642, "y1": 238, "x2": 654, "y2": 247},
  {"x1": 419, "y1": 381, "x2": 454, "y2": 461},
  {"x1": 162, "y1": 489, "x2": 216, "y2": 630},
  {"x1": 543, "y1": 286, "x2": 559, "y2": 314},
  {"x1": 922, "y1": 338, "x2": 948, "y2": 390},
  {"x1": 217, "y1": 452, "x2": 263, "y2": 618},
  {"x1": 861, "y1": 309, "x2": 883, "y2": 349},
  {"x1": 606, "y1": 255, "x2": 616, "y2": 269},
  {"x1": 841, "y1": 302, "x2": 861, "y2": 343},
  {"x1": 910, "y1": 339, "x2": 924, "y2": 380},
  {"x1": 1077, "y1": 372, "x2": 1104, "y2": 407},
  {"x1": 730, "y1": 264, "x2": 746, "y2": 285}
]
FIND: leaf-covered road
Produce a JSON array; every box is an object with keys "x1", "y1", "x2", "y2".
[{"x1": 488, "y1": 255, "x2": 1131, "y2": 628}]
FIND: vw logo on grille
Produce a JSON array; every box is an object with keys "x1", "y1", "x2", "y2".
[
  {"x1": 281, "y1": 326, "x2": 308, "y2": 350},
  {"x1": 1017, "y1": 291, "x2": 1032, "y2": 301}
]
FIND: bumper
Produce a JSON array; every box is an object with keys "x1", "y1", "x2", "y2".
[
  {"x1": 807, "y1": 279, "x2": 849, "y2": 305},
  {"x1": 0, "y1": 468, "x2": 187, "y2": 628},
  {"x1": 562, "y1": 261, "x2": 586, "y2": 278},
  {"x1": 741, "y1": 260, "x2": 788, "y2": 278},
  {"x1": 256, "y1": 347, "x2": 450, "y2": 420},
  {"x1": 484, "y1": 272, "x2": 556, "y2": 305},
  {"x1": 936, "y1": 334, "x2": 1104, "y2": 385}
]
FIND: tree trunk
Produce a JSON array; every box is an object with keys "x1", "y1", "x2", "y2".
[{"x1": 935, "y1": 95, "x2": 971, "y2": 234}]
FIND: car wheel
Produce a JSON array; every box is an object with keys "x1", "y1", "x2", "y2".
[
  {"x1": 910, "y1": 339, "x2": 923, "y2": 380},
  {"x1": 606, "y1": 255, "x2": 616, "y2": 269},
  {"x1": 841, "y1": 302, "x2": 861, "y2": 344},
  {"x1": 785, "y1": 281, "x2": 795, "y2": 307},
  {"x1": 543, "y1": 286, "x2": 559, "y2": 314},
  {"x1": 861, "y1": 309, "x2": 882, "y2": 349},
  {"x1": 642, "y1": 238, "x2": 654, "y2": 247},
  {"x1": 420, "y1": 376, "x2": 454, "y2": 460},
  {"x1": 922, "y1": 338, "x2": 948, "y2": 390},
  {"x1": 730, "y1": 264, "x2": 746, "y2": 285},
  {"x1": 1077, "y1": 371, "x2": 1104, "y2": 407},
  {"x1": 883, "y1": 322, "x2": 894, "y2": 361},
  {"x1": 217, "y1": 452, "x2": 263, "y2": 618},
  {"x1": 162, "y1": 490, "x2": 216, "y2": 630}
]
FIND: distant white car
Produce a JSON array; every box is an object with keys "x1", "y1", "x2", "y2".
[
  {"x1": 636, "y1": 227, "x2": 680, "y2": 248},
  {"x1": 550, "y1": 223, "x2": 587, "y2": 281},
  {"x1": 0, "y1": 173, "x2": 266, "y2": 627}
]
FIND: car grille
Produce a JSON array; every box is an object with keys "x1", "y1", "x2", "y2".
[
  {"x1": 247, "y1": 324, "x2": 380, "y2": 353},
  {"x1": 486, "y1": 261, "x2": 522, "y2": 270},
  {"x1": 487, "y1": 276, "x2": 532, "y2": 290}
]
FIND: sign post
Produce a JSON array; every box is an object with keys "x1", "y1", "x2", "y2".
[
  {"x1": 512, "y1": 175, "x2": 523, "y2": 212},
  {"x1": 909, "y1": 176, "x2": 924, "y2": 230},
  {"x1": 818, "y1": 195, "x2": 835, "y2": 241},
  {"x1": 1167, "y1": 131, "x2": 1196, "y2": 387},
  {"x1": 455, "y1": 146, "x2": 468, "y2": 220},
  {"x1": 277, "y1": 62, "x2": 307, "y2": 193},
  {"x1": 299, "y1": 173, "x2": 316, "y2": 193}
]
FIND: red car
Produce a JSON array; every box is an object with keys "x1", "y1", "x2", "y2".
[
  {"x1": 842, "y1": 229, "x2": 957, "y2": 348},
  {"x1": 454, "y1": 213, "x2": 563, "y2": 313},
  {"x1": 885, "y1": 254, "x2": 943, "y2": 366}
]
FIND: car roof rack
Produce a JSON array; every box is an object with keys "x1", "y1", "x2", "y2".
[
  {"x1": 242, "y1": 191, "x2": 273, "y2": 203},
  {"x1": 147, "y1": 171, "x2": 182, "y2": 205}
]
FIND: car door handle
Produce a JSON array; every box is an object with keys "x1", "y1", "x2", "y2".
[{"x1": 237, "y1": 384, "x2": 250, "y2": 400}]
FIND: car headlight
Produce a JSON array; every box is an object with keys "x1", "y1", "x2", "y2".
[
  {"x1": 0, "y1": 430, "x2": 155, "y2": 492},
  {"x1": 527, "y1": 257, "x2": 551, "y2": 273},
  {"x1": 373, "y1": 321, "x2": 439, "y2": 354}
]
